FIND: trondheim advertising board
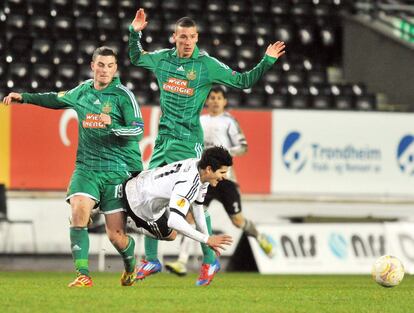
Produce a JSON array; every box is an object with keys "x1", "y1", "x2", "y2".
[{"x1": 272, "y1": 110, "x2": 414, "y2": 196}]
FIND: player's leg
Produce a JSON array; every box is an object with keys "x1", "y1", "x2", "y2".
[
  {"x1": 101, "y1": 173, "x2": 138, "y2": 286},
  {"x1": 138, "y1": 137, "x2": 168, "y2": 279},
  {"x1": 66, "y1": 169, "x2": 98, "y2": 287}
]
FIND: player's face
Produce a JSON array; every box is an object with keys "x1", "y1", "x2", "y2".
[
  {"x1": 206, "y1": 165, "x2": 229, "y2": 187},
  {"x1": 91, "y1": 55, "x2": 117, "y2": 90},
  {"x1": 206, "y1": 91, "x2": 227, "y2": 116},
  {"x1": 173, "y1": 26, "x2": 198, "y2": 58}
]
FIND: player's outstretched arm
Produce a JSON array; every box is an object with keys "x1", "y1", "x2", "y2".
[
  {"x1": 131, "y1": 8, "x2": 148, "y2": 32},
  {"x1": 265, "y1": 41, "x2": 286, "y2": 59},
  {"x1": 2, "y1": 92, "x2": 22, "y2": 105},
  {"x1": 207, "y1": 234, "x2": 233, "y2": 256}
]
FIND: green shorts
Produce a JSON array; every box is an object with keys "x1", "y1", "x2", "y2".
[
  {"x1": 66, "y1": 168, "x2": 131, "y2": 214},
  {"x1": 149, "y1": 136, "x2": 204, "y2": 169}
]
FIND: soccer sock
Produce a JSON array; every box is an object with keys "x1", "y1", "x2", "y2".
[
  {"x1": 201, "y1": 212, "x2": 216, "y2": 264},
  {"x1": 242, "y1": 219, "x2": 259, "y2": 238},
  {"x1": 177, "y1": 230, "x2": 194, "y2": 265},
  {"x1": 116, "y1": 235, "x2": 136, "y2": 273},
  {"x1": 70, "y1": 227, "x2": 90, "y2": 276},
  {"x1": 144, "y1": 235, "x2": 159, "y2": 262}
]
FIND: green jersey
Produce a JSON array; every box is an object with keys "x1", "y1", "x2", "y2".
[
  {"x1": 129, "y1": 27, "x2": 278, "y2": 142},
  {"x1": 21, "y1": 77, "x2": 144, "y2": 172}
]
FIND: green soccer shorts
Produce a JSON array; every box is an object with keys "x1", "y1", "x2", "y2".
[
  {"x1": 149, "y1": 136, "x2": 204, "y2": 169},
  {"x1": 66, "y1": 168, "x2": 131, "y2": 213}
]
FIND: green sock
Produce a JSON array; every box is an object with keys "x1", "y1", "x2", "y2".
[
  {"x1": 144, "y1": 236, "x2": 159, "y2": 262},
  {"x1": 201, "y1": 213, "x2": 215, "y2": 264},
  {"x1": 70, "y1": 227, "x2": 89, "y2": 276},
  {"x1": 116, "y1": 235, "x2": 136, "y2": 272}
]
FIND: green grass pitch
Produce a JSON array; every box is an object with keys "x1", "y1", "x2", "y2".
[{"x1": 0, "y1": 272, "x2": 412, "y2": 313}]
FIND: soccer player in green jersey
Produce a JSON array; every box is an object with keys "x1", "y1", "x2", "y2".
[
  {"x1": 3, "y1": 47, "x2": 144, "y2": 288},
  {"x1": 128, "y1": 8, "x2": 285, "y2": 286}
]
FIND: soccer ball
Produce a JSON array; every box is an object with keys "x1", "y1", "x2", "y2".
[{"x1": 371, "y1": 255, "x2": 405, "y2": 287}]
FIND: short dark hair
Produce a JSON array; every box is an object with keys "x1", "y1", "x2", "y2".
[
  {"x1": 209, "y1": 86, "x2": 227, "y2": 98},
  {"x1": 199, "y1": 146, "x2": 233, "y2": 171},
  {"x1": 92, "y1": 46, "x2": 117, "y2": 62},
  {"x1": 175, "y1": 17, "x2": 197, "y2": 30}
]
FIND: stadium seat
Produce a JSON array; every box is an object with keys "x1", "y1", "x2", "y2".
[
  {"x1": 31, "y1": 63, "x2": 54, "y2": 91},
  {"x1": 289, "y1": 85, "x2": 310, "y2": 109},
  {"x1": 78, "y1": 64, "x2": 92, "y2": 82},
  {"x1": 97, "y1": 14, "x2": 119, "y2": 42},
  {"x1": 50, "y1": 0, "x2": 73, "y2": 17},
  {"x1": 53, "y1": 39, "x2": 77, "y2": 64},
  {"x1": 312, "y1": 94, "x2": 332, "y2": 110},
  {"x1": 4, "y1": 0, "x2": 28, "y2": 15},
  {"x1": 307, "y1": 70, "x2": 328, "y2": 84},
  {"x1": 252, "y1": 0, "x2": 270, "y2": 14},
  {"x1": 140, "y1": 0, "x2": 160, "y2": 10},
  {"x1": 118, "y1": 0, "x2": 134, "y2": 19},
  {"x1": 76, "y1": 16, "x2": 97, "y2": 40},
  {"x1": 214, "y1": 44, "x2": 235, "y2": 63},
  {"x1": 207, "y1": 0, "x2": 226, "y2": 12},
  {"x1": 245, "y1": 91, "x2": 267, "y2": 108},
  {"x1": 28, "y1": 0, "x2": 51, "y2": 16},
  {"x1": 355, "y1": 94, "x2": 376, "y2": 111},
  {"x1": 286, "y1": 70, "x2": 306, "y2": 85},
  {"x1": 77, "y1": 40, "x2": 97, "y2": 64},
  {"x1": 334, "y1": 94, "x2": 354, "y2": 110},
  {"x1": 96, "y1": 0, "x2": 118, "y2": 17},
  {"x1": 74, "y1": 0, "x2": 97, "y2": 17},
  {"x1": 270, "y1": 0, "x2": 290, "y2": 17},
  {"x1": 7, "y1": 36, "x2": 32, "y2": 62},
  {"x1": 5, "y1": 14, "x2": 28, "y2": 38},
  {"x1": 53, "y1": 16, "x2": 75, "y2": 39},
  {"x1": 268, "y1": 94, "x2": 289, "y2": 108},
  {"x1": 30, "y1": 39, "x2": 53, "y2": 64},
  {"x1": 228, "y1": 0, "x2": 248, "y2": 14},
  {"x1": 226, "y1": 89, "x2": 244, "y2": 108},
  {"x1": 6, "y1": 62, "x2": 31, "y2": 90},
  {"x1": 29, "y1": 15, "x2": 52, "y2": 38},
  {"x1": 55, "y1": 63, "x2": 78, "y2": 89}
]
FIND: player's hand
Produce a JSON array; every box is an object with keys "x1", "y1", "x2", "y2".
[
  {"x1": 131, "y1": 8, "x2": 148, "y2": 32},
  {"x1": 2, "y1": 92, "x2": 23, "y2": 105},
  {"x1": 207, "y1": 234, "x2": 233, "y2": 256},
  {"x1": 265, "y1": 41, "x2": 286, "y2": 59},
  {"x1": 100, "y1": 113, "x2": 111, "y2": 125}
]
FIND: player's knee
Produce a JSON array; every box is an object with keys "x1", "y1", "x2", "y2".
[
  {"x1": 165, "y1": 230, "x2": 177, "y2": 241},
  {"x1": 231, "y1": 214, "x2": 245, "y2": 228},
  {"x1": 107, "y1": 229, "x2": 127, "y2": 248}
]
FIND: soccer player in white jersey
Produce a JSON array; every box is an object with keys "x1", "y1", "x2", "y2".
[
  {"x1": 165, "y1": 86, "x2": 274, "y2": 276},
  {"x1": 124, "y1": 146, "x2": 234, "y2": 286}
]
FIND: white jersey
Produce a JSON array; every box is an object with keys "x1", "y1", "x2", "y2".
[
  {"x1": 125, "y1": 158, "x2": 209, "y2": 222},
  {"x1": 200, "y1": 112, "x2": 247, "y2": 181}
]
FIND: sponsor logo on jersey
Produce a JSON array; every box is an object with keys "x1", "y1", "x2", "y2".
[
  {"x1": 163, "y1": 78, "x2": 194, "y2": 96},
  {"x1": 94, "y1": 99, "x2": 101, "y2": 105},
  {"x1": 176, "y1": 198, "x2": 186, "y2": 208},
  {"x1": 177, "y1": 66, "x2": 185, "y2": 72},
  {"x1": 82, "y1": 113, "x2": 106, "y2": 128},
  {"x1": 102, "y1": 102, "x2": 112, "y2": 114},
  {"x1": 186, "y1": 70, "x2": 196, "y2": 80}
]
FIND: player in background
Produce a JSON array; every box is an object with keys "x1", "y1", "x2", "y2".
[
  {"x1": 2, "y1": 47, "x2": 144, "y2": 288},
  {"x1": 165, "y1": 86, "x2": 273, "y2": 276},
  {"x1": 129, "y1": 8, "x2": 285, "y2": 286},
  {"x1": 124, "y1": 146, "x2": 233, "y2": 284}
]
